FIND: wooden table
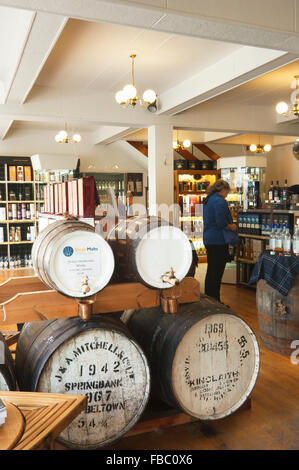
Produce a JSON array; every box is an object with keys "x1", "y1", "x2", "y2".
[{"x1": 0, "y1": 391, "x2": 86, "y2": 450}]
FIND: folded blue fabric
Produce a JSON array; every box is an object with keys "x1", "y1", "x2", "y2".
[{"x1": 222, "y1": 229, "x2": 239, "y2": 246}]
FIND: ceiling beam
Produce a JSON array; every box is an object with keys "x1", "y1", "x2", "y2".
[
  {"x1": 193, "y1": 144, "x2": 221, "y2": 160},
  {"x1": 2, "y1": 89, "x2": 299, "y2": 136},
  {"x1": 93, "y1": 126, "x2": 138, "y2": 145},
  {"x1": 174, "y1": 148, "x2": 197, "y2": 161},
  {"x1": 5, "y1": 12, "x2": 68, "y2": 104},
  {"x1": 0, "y1": 119, "x2": 13, "y2": 140},
  {"x1": 127, "y1": 140, "x2": 148, "y2": 157},
  {"x1": 158, "y1": 50, "x2": 298, "y2": 115},
  {"x1": 2, "y1": 0, "x2": 299, "y2": 54}
]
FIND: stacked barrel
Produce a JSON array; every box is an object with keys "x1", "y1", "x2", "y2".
[{"x1": 6, "y1": 216, "x2": 260, "y2": 449}]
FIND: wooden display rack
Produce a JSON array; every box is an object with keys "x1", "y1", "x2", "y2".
[{"x1": 0, "y1": 275, "x2": 251, "y2": 446}]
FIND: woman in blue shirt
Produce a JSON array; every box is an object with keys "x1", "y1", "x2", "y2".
[{"x1": 203, "y1": 179, "x2": 237, "y2": 303}]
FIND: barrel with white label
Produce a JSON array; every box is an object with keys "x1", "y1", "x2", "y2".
[
  {"x1": 0, "y1": 332, "x2": 17, "y2": 391},
  {"x1": 32, "y1": 219, "x2": 115, "y2": 298},
  {"x1": 15, "y1": 315, "x2": 150, "y2": 449},
  {"x1": 107, "y1": 216, "x2": 193, "y2": 289},
  {"x1": 124, "y1": 297, "x2": 260, "y2": 421}
]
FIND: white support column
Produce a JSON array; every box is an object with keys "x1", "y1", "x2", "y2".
[{"x1": 148, "y1": 124, "x2": 174, "y2": 216}]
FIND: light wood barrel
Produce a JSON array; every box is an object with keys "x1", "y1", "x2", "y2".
[
  {"x1": 123, "y1": 297, "x2": 260, "y2": 421},
  {"x1": 256, "y1": 276, "x2": 299, "y2": 356},
  {"x1": 107, "y1": 216, "x2": 193, "y2": 289},
  {"x1": 32, "y1": 219, "x2": 115, "y2": 298},
  {"x1": 0, "y1": 332, "x2": 16, "y2": 391},
  {"x1": 15, "y1": 315, "x2": 150, "y2": 449}
]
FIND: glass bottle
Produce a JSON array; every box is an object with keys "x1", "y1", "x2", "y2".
[
  {"x1": 283, "y1": 224, "x2": 291, "y2": 256},
  {"x1": 273, "y1": 181, "x2": 280, "y2": 205},
  {"x1": 269, "y1": 223, "x2": 276, "y2": 255},
  {"x1": 274, "y1": 224, "x2": 283, "y2": 255},
  {"x1": 292, "y1": 224, "x2": 299, "y2": 256},
  {"x1": 268, "y1": 180, "x2": 274, "y2": 203}
]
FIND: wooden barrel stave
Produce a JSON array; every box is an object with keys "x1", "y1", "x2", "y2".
[
  {"x1": 256, "y1": 277, "x2": 299, "y2": 356},
  {"x1": 15, "y1": 315, "x2": 150, "y2": 450},
  {"x1": 0, "y1": 332, "x2": 17, "y2": 391},
  {"x1": 108, "y1": 216, "x2": 193, "y2": 289},
  {"x1": 124, "y1": 297, "x2": 260, "y2": 421}
]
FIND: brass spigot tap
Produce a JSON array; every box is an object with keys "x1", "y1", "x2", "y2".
[{"x1": 161, "y1": 267, "x2": 179, "y2": 286}]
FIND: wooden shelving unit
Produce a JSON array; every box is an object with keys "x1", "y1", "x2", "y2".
[
  {"x1": 174, "y1": 169, "x2": 219, "y2": 263},
  {"x1": 0, "y1": 160, "x2": 45, "y2": 269}
]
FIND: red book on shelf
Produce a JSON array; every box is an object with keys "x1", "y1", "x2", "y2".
[
  {"x1": 49, "y1": 184, "x2": 55, "y2": 214},
  {"x1": 57, "y1": 183, "x2": 63, "y2": 215},
  {"x1": 71, "y1": 180, "x2": 78, "y2": 217},
  {"x1": 67, "y1": 181, "x2": 73, "y2": 216},
  {"x1": 54, "y1": 184, "x2": 59, "y2": 215},
  {"x1": 62, "y1": 182, "x2": 68, "y2": 215},
  {"x1": 78, "y1": 176, "x2": 95, "y2": 218},
  {"x1": 43, "y1": 185, "x2": 48, "y2": 213}
]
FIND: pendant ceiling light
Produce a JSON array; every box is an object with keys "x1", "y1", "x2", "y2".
[
  {"x1": 247, "y1": 136, "x2": 272, "y2": 154},
  {"x1": 276, "y1": 75, "x2": 299, "y2": 117},
  {"x1": 115, "y1": 54, "x2": 157, "y2": 108},
  {"x1": 55, "y1": 124, "x2": 81, "y2": 144},
  {"x1": 173, "y1": 130, "x2": 191, "y2": 151}
]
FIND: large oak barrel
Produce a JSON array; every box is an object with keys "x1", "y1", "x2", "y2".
[
  {"x1": 123, "y1": 297, "x2": 260, "y2": 420},
  {"x1": 0, "y1": 332, "x2": 16, "y2": 391},
  {"x1": 107, "y1": 216, "x2": 193, "y2": 289},
  {"x1": 256, "y1": 276, "x2": 299, "y2": 356},
  {"x1": 15, "y1": 315, "x2": 150, "y2": 449},
  {"x1": 32, "y1": 219, "x2": 115, "y2": 298}
]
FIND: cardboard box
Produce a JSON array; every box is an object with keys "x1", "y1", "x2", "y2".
[
  {"x1": 78, "y1": 176, "x2": 95, "y2": 218},
  {"x1": 54, "y1": 184, "x2": 59, "y2": 215},
  {"x1": 9, "y1": 166, "x2": 17, "y2": 181},
  {"x1": 49, "y1": 184, "x2": 55, "y2": 214}
]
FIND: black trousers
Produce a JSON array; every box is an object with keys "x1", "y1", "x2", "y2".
[{"x1": 204, "y1": 244, "x2": 229, "y2": 302}]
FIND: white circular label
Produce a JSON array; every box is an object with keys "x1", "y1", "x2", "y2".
[
  {"x1": 37, "y1": 329, "x2": 150, "y2": 449},
  {"x1": 135, "y1": 226, "x2": 193, "y2": 289},
  {"x1": 172, "y1": 314, "x2": 259, "y2": 420},
  {"x1": 49, "y1": 231, "x2": 114, "y2": 297}
]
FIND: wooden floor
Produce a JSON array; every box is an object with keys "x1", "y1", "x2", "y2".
[
  {"x1": 1, "y1": 269, "x2": 298, "y2": 450},
  {"x1": 105, "y1": 284, "x2": 299, "y2": 451}
]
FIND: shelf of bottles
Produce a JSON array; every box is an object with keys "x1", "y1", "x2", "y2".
[
  {"x1": 221, "y1": 166, "x2": 265, "y2": 213},
  {"x1": 82, "y1": 172, "x2": 126, "y2": 216},
  {"x1": 175, "y1": 171, "x2": 218, "y2": 260},
  {"x1": 0, "y1": 162, "x2": 47, "y2": 270},
  {"x1": 265, "y1": 179, "x2": 299, "y2": 211},
  {"x1": 236, "y1": 209, "x2": 298, "y2": 285}
]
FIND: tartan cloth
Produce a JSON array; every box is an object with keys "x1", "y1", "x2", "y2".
[{"x1": 249, "y1": 252, "x2": 299, "y2": 296}]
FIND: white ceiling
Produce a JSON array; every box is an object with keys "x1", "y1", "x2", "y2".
[{"x1": 35, "y1": 18, "x2": 240, "y2": 95}]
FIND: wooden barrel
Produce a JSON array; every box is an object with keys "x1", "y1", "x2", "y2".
[
  {"x1": 123, "y1": 297, "x2": 260, "y2": 421},
  {"x1": 256, "y1": 276, "x2": 299, "y2": 356},
  {"x1": 15, "y1": 315, "x2": 150, "y2": 449},
  {"x1": 0, "y1": 332, "x2": 16, "y2": 391},
  {"x1": 107, "y1": 216, "x2": 193, "y2": 289},
  {"x1": 32, "y1": 219, "x2": 115, "y2": 298}
]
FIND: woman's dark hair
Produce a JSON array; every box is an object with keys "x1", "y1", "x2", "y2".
[{"x1": 203, "y1": 179, "x2": 230, "y2": 204}]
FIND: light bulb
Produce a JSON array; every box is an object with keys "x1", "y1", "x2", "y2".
[
  {"x1": 55, "y1": 134, "x2": 63, "y2": 143},
  {"x1": 263, "y1": 144, "x2": 272, "y2": 152},
  {"x1": 173, "y1": 140, "x2": 179, "y2": 149},
  {"x1": 115, "y1": 90, "x2": 126, "y2": 104},
  {"x1": 72, "y1": 133, "x2": 81, "y2": 143},
  {"x1": 143, "y1": 89, "x2": 156, "y2": 104},
  {"x1": 123, "y1": 84, "x2": 137, "y2": 100},
  {"x1": 249, "y1": 144, "x2": 257, "y2": 152},
  {"x1": 276, "y1": 101, "x2": 289, "y2": 115},
  {"x1": 59, "y1": 130, "x2": 68, "y2": 140},
  {"x1": 183, "y1": 139, "x2": 191, "y2": 148}
]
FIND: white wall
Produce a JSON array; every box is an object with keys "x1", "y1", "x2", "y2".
[{"x1": 265, "y1": 143, "x2": 299, "y2": 188}]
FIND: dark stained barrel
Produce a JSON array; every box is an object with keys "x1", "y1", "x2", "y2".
[
  {"x1": 256, "y1": 276, "x2": 299, "y2": 356},
  {"x1": 15, "y1": 315, "x2": 150, "y2": 449},
  {"x1": 32, "y1": 219, "x2": 115, "y2": 298},
  {"x1": 123, "y1": 297, "x2": 260, "y2": 421},
  {"x1": 107, "y1": 216, "x2": 193, "y2": 289},
  {"x1": 0, "y1": 332, "x2": 16, "y2": 391}
]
